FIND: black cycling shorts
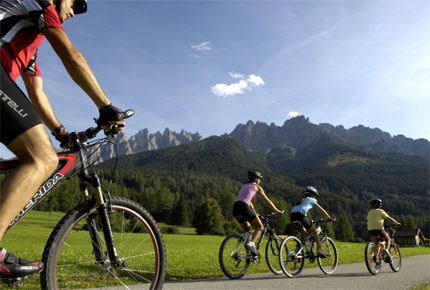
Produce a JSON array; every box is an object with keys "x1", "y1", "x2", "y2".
[
  {"x1": 233, "y1": 201, "x2": 257, "y2": 224},
  {"x1": 290, "y1": 212, "x2": 313, "y2": 230},
  {"x1": 1, "y1": 64, "x2": 42, "y2": 146},
  {"x1": 369, "y1": 230, "x2": 387, "y2": 241}
]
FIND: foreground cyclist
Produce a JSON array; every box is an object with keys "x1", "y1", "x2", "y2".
[
  {"x1": 1, "y1": 0, "x2": 128, "y2": 279},
  {"x1": 290, "y1": 186, "x2": 335, "y2": 258},
  {"x1": 232, "y1": 171, "x2": 282, "y2": 256}
]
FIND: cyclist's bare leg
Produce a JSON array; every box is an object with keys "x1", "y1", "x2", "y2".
[
  {"x1": 0, "y1": 125, "x2": 58, "y2": 240},
  {"x1": 383, "y1": 235, "x2": 390, "y2": 250},
  {"x1": 309, "y1": 225, "x2": 322, "y2": 249},
  {"x1": 249, "y1": 217, "x2": 263, "y2": 243}
]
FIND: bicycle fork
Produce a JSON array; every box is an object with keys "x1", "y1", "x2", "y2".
[{"x1": 81, "y1": 175, "x2": 126, "y2": 269}]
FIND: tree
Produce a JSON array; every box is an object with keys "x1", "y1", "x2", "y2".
[
  {"x1": 336, "y1": 214, "x2": 354, "y2": 242},
  {"x1": 171, "y1": 193, "x2": 189, "y2": 226},
  {"x1": 192, "y1": 197, "x2": 224, "y2": 235},
  {"x1": 404, "y1": 215, "x2": 417, "y2": 229}
]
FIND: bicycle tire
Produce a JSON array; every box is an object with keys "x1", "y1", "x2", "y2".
[
  {"x1": 389, "y1": 242, "x2": 401, "y2": 272},
  {"x1": 279, "y1": 236, "x2": 305, "y2": 278},
  {"x1": 265, "y1": 236, "x2": 283, "y2": 275},
  {"x1": 317, "y1": 237, "x2": 338, "y2": 274},
  {"x1": 40, "y1": 196, "x2": 166, "y2": 289},
  {"x1": 364, "y1": 242, "x2": 381, "y2": 275},
  {"x1": 219, "y1": 234, "x2": 250, "y2": 279}
]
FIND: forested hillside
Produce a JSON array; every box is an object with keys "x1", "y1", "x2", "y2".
[{"x1": 11, "y1": 135, "x2": 428, "y2": 240}]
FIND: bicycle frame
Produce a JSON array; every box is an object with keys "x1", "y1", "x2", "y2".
[
  {"x1": 2, "y1": 151, "x2": 81, "y2": 232},
  {"x1": 1, "y1": 131, "x2": 124, "y2": 268}
]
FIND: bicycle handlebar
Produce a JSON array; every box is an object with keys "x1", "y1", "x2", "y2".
[{"x1": 69, "y1": 109, "x2": 135, "y2": 145}]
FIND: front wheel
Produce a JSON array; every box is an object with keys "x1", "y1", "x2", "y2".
[
  {"x1": 41, "y1": 196, "x2": 166, "y2": 289},
  {"x1": 317, "y1": 237, "x2": 338, "y2": 274},
  {"x1": 219, "y1": 234, "x2": 250, "y2": 279},
  {"x1": 265, "y1": 236, "x2": 283, "y2": 275},
  {"x1": 279, "y1": 236, "x2": 305, "y2": 278},
  {"x1": 364, "y1": 242, "x2": 381, "y2": 275},
  {"x1": 389, "y1": 243, "x2": 401, "y2": 272}
]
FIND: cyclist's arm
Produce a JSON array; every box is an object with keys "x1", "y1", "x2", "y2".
[
  {"x1": 41, "y1": 27, "x2": 112, "y2": 111},
  {"x1": 385, "y1": 215, "x2": 401, "y2": 226},
  {"x1": 21, "y1": 74, "x2": 61, "y2": 132},
  {"x1": 315, "y1": 203, "x2": 332, "y2": 220},
  {"x1": 256, "y1": 185, "x2": 282, "y2": 214}
]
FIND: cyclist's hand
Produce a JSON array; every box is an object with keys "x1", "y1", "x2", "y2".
[
  {"x1": 52, "y1": 125, "x2": 71, "y2": 149},
  {"x1": 327, "y1": 218, "x2": 336, "y2": 223},
  {"x1": 97, "y1": 104, "x2": 134, "y2": 138},
  {"x1": 275, "y1": 210, "x2": 284, "y2": 216}
]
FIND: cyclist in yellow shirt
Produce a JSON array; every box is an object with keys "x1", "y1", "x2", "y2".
[{"x1": 367, "y1": 198, "x2": 401, "y2": 258}]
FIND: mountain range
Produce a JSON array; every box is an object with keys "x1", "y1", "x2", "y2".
[{"x1": 88, "y1": 115, "x2": 429, "y2": 164}]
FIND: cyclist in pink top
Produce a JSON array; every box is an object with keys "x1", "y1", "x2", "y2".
[{"x1": 233, "y1": 171, "x2": 282, "y2": 256}]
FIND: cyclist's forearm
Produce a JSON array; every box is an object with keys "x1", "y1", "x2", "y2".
[
  {"x1": 62, "y1": 51, "x2": 110, "y2": 109},
  {"x1": 22, "y1": 74, "x2": 61, "y2": 131}
]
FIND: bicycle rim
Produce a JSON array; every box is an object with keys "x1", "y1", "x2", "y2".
[
  {"x1": 317, "y1": 237, "x2": 338, "y2": 274},
  {"x1": 41, "y1": 196, "x2": 166, "y2": 289},
  {"x1": 279, "y1": 237, "x2": 305, "y2": 278},
  {"x1": 364, "y1": 242, "x2": 380, "y2": 275},
  {"x1": 219, "y1": 234, "x2": 250, "y2": 279},
  {"x1": 265, "y1": 236, "x2": 283, "y2": 275},
  {"x1": 389, "y1": 243, "x2": 401, "y2": 272}
]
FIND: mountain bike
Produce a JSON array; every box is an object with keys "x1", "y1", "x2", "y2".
[
  {"x1": 0, "y1": 112, "x2": 166, "y2": 289},
  {"x1": 218, "y1": 212, "x2": 284, "y2": 279},
  {"x1": 278, "y1": 218, "x2": 338, "y2": 278},
  {"x1": 365, "y1": 225, "x2": 401, "y2": 275}
]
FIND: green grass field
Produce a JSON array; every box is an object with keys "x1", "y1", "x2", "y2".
[{"x1": 1, "y1": 211, "x2": 429, "y2": 289}]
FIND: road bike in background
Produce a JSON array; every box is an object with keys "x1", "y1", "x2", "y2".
[
  {"x1": 365, "y1": 224, "x2": 401, "y2": 275},
  {"x1": 278, "y1": 218, "x2": 338, "y2": 278},
  {"x1": 219, "y1": 212, "x2": 284, "y2": 279}
]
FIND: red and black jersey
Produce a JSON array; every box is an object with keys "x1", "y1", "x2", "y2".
[{"x1": 0, "y1": 0, "x2": 64, "y2": 81}]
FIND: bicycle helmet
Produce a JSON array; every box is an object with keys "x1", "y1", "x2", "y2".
[
  {"x1": 56, "y1": 0, "x2": 87, "y2": 15},
  {"x1": 247, "y1": 171, "x2": 263, "y2": 181},
  {"x1": 369, "y1": 198, "x2": 382, "y2": 208},
  {"x1": 303, "y1": 186, "x2": 319, "y2": 198}
]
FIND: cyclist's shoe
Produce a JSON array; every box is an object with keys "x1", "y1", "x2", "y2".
[
  {"x1": 0, "y1": 248, "x2": 44, "y2": 278},
  {"x1": 245, "y1": 241, "x2": 258, "y2": 256},
  {"x1": 317, "y1": 248, "x2": 327, "y2": 258},
  {"x1": 383, "y1": 249, "x2": 392, "y2": 263}
]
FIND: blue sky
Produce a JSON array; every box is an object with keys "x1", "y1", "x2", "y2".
[{"x1": 1, "y1": 0, "x2": 429, "y2": 159}]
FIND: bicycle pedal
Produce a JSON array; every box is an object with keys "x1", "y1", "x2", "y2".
[{"x1": 1, "y1": 278, "x2": 24, "y2": 288}]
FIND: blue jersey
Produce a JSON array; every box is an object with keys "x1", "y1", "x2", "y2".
[{"x1": 291, "y1": 197, "x2": 317, "y2": 216}]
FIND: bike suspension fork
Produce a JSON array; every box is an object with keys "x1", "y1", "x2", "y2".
[{"x1": 83, "y1": 175, "x2": 124, "y2": 268}]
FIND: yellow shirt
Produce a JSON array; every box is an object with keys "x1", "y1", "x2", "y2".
[{"x1": 367, "y1": 208, "x2": 388, "y2": 230}]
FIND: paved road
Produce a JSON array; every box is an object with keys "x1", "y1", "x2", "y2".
[{"x1": 163, "y1": 255, "x2": 430, "y2": 290}]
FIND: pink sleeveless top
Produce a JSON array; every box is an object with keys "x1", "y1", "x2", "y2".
[{"x1": 235, "y1": 182, "x2": 258, "y2": 205}]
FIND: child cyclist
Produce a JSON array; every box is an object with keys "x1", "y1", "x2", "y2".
[
  {"x1": 367, "y1": 198, "x2": 401, "y2": 258},
  {"x1": 233, "y1": 171, "x2": 283, "y2": 256},
  {"x1": 290, "y1": 186, "x2": 335, "y2": 258}
]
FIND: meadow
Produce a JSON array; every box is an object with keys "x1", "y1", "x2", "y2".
[{"x1": 1, "y1": 211, "x2": 429, "y2": 289}]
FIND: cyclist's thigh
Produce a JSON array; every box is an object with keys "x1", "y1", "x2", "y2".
[{"x1": 1, "y1": 65, "x2": 42, "y2": 146}]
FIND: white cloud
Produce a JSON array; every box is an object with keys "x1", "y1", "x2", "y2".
[
  {"x1": 211, "y1": 73, "x2": 265, "y2": 98},
  {"x1": 191, "y1": 42, "x2": 211, "y2": 51},
  {"x1": 288, "y1": 111, "x2": 298, "y2": 117},
  {"x1": 229, "y1": 71, "x2": 244, "y2": 79}
]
